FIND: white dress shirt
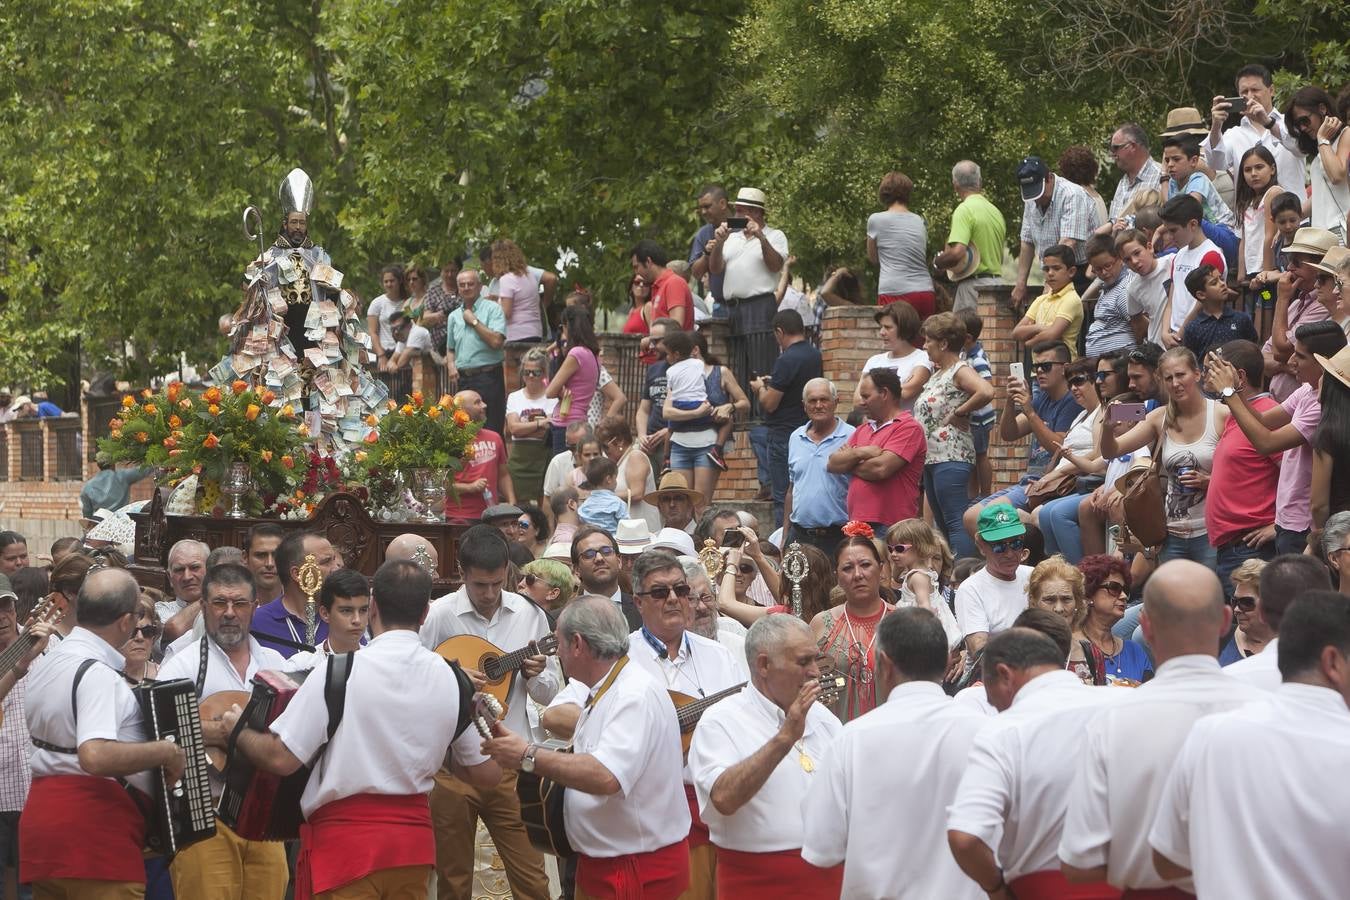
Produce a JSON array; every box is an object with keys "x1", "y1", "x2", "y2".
[
  {"x1": 1150, "y1": 683, "x2": 1350, "y2": 899},
  {"x1": 565, "y1": 659, "x2": 690, "y2": 857},
  {"x1": 1059, "y1": 655, "x2": 1263, "y2": 890},
  {"x1": 1204, "y1": 112, "x2": 1307, "y2": 198},
  {"x1": 721, "y1": 227, "x2": 790, "y2": 299},
  {"x1": 802, "y1": 681, "x2": 987, "y2": 900},
  {"x1": 271, "y1": 630, "x2": 487, "y2": 818},
  {"x1": 25, "y1": 627, "x2": 152, "y2": 794},
  {"x1": 420, "y1": 588, "x2": 561, "y2": 735},
  {"x1": 1223, "y1": 636, "x2": 1280, "y2": 691},
  {"x1": 158, "y1": 632, "x2": 286, "y2": 699},
  {"x1": 952, "y1": 683, "x2": 998, "y2": 717},
  {"x1": 688, "y1": 684, "x2": 840, "y2": 852},
  {"x1": 948, "y1": 669, "x2": 1123, "y2": 881}
]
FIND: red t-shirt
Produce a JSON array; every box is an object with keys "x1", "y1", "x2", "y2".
[
  {"x1": 445, "y1": 429, "x2": 506, "y2": 522},
  {"x1": 651, "y1": 268, "x2": 694, "y2": 329},
  {"x1": 843, "y1": 415, "x2": 927, "y2": 525},
  {"x1": 1206, "y1": 395, "x2": 1279, "y2": 547}
]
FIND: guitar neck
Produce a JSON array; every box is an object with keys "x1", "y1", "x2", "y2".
[
  {"x1": 488, "y1": 645, "x2": 533, "y2": 678},
  {"x1": 675, "y1": 682, "x2": 747, "y2": 730},
  {"x1": 0, "y1": 632, "x2": 38, "y2": 675}
]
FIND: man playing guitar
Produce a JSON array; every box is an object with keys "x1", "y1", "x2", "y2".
[
  {"x1": 217, "y1": 559, "x2": 501, "y2": 899},
  {"x1": 157, "y1": 563, "x2": 288, "y2": 900},
  {"x1": 420, "y1": 525, "x2": 558, "y2": 900}
]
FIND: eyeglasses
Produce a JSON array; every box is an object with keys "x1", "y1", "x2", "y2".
[
  {"x1": 1232, "y1": 595, "x2": 1257, "y2": 612},
  {"x1": 1098, "y1": 581, "x2": 1127, "y2": 597},
  {"x1": 131, "y1": 624, "x2": 162, "y2": 640},
  {"x1": 579, "y1": 546, "x2": 616, "y2": 561},
  {"x1": 1031, "y1": 361, "x2": 1061, "y2": 374},
  {"x1": 988, "y1": 538, "x2": 1025, "y2": 554},
  {"x1": 887, "y1": 543, "x2": 913, "y2": 555},
  {"x1": 637, "y1": 583, "x2": 692, "y2": 600},
  {"x1": 207, "y1": 598, "x2": 255, "y2": 612},
  {"x1": 1067, "y1": 374, "x2": 1091, "y2": 387},
  {"x1": 1293, "y1": 114, "x2": 1314, "y2": 130},
  {"x1": 1109, "y1": 140, "x2": 1136, "y2": 153},
  {"x1": 1128, "y1": 349, "x2": 1152, "y2": 363},
  {"x1": 690, "y1": 592, "x2": 715, "y2": 606}
]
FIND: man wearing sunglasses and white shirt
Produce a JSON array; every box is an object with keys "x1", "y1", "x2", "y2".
[
  {"x1": 572, "y1": 526, "x2": 643, "y2": 630},
  {"x1": 626, "y1": 549, "x2": 744, "y2": 900},
  {"x1": 955, "y1": 505, "x2": 1034, "y2": 661}
]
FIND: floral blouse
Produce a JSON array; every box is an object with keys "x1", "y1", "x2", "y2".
[{"x1": 914, "y1": 360, "x2": 975, "y2": 465}]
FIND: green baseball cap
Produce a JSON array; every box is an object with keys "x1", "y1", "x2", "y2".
[{"x1": 977, "y1": 503, "x2": 1026, "y2": 542}]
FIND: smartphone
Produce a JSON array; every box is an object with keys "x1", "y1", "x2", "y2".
[
  {"x1": 1009, "y1": 362, "x2": 1025, "y2": 384},
  {"x1": 720, "y1": 529, "x2": 746, "y2": 549},
  {"x1": 726, "y1": 216, "x2": 749, "y2": 230},
  {"x1": 1108, "y1": 402, "x2": 1147, "y2": 424},
  {"x1": 1223, "y1": 96, "x2": 1245, "y2": 119}
]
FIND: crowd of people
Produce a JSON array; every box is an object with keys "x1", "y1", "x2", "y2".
[{"x1": 2, "y1": 59, "x2": 1350, "y2": 900}]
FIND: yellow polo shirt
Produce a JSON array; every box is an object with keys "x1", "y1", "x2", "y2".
[{"x1": 1024, "y1": 284, "x2": 1083, "y2": 358}]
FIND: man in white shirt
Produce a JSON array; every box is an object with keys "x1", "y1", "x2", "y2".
[
  {"x1": 625, "y1": 549, "x2": 744, "y2": 898},
  {"x1": 482, "y1": 596, "x2": 692, "y2": 899},
  {"x1": 1059, "y1": 560, "x2": 1264, "y2": 895},
  {"x1": 1204, "y1": 63, "x2": 1307, "y2": 198},
  {"x1": 420, "y1": 526, "x2": 557, "y2": 900},
  {"x1": 160, "y1": 538, "x2": 208, "y2": 643},
  {"x1": 157, "y1": 563, "x2": 289, "y2": 900},
  {"x1": 1119, "y1": 229, "x2": 1172, "y2": 346},
  {"x1": 709, "y1": 187, "x2": 789, "y2": 375},
  {"x1": 388, "y1": 309, "x2": 433, "y2": 370},
  {"x1": 21, "y1": 568, "x2": 183, "y2": 896},
  {"x1": 688, "y1": 615, "x2": 841, "y2": 898},
  {"x1": 683, "y1": 560, "x2": 750, "y2": 678},
  {"x1": 955, "y1": 507, "x2": 1033, "y2": 658},
  {"x1": 1226, "y1": 553, "x2": 1331, "y2": 691},
  {"x1": 948, "y1": 628, "x2": 1121, "y2": 899},
  {"x1": 219, "y1": 560, "x2": 501, "y2": 898},
  {"x1": 803, "y1": 608, "x2": 986, "y2": 900},
  {"x1": 1151, "y1": 590, "x2": 1350, "y2": 898}
]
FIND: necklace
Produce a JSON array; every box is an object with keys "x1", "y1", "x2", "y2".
[
  {"x1": 794, "y1": 739, "x2": 815, "y2": 773},
  {"x1": 841, "y1": 604, "x2": 883, "y2": 686}
]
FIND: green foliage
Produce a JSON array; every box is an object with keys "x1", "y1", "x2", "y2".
[{"x1": 355, "y1": 391, "x2": 480, "y2": 474}]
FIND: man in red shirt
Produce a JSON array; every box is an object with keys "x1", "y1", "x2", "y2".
[
  {"x1": 632, "y1": 239, "x2": 693, "y2": 329},
  {"x1": 826, "y1": 368, "x2": 926, "y2": 534},
  {"x1": 445, "y1": 389, "x2": 515, "y2": 523},
  {"x1": 1202, "y1": 340, "x2": 1278, "y2": 598}
]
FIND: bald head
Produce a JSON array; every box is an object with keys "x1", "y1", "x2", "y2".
[
  {"x1": 454, "y1": 390, "x2": 487, "y2": 424},
  {"x1": 385, "y1": 533, "x2": 439, "y2": 576},
  {"x1": 1140, "y1": 560, "x2": 1229, "y2": 663}
]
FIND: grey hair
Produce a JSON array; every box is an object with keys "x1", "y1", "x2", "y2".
[
  {"x1": 802, "y1": 377, "x2": 838, "y2": 401},
  {"x1": 736, "y1": 510, "x2": 759, "y2": 530},
  {"x1": 168, "y1": 539, "x2": 209, "y2": 565},
  {"x1": 1117, "y1": 122, "x2": 1150, "y2": 151},
  {"x1": 557, "y1": 595, "x2": 630, "y2": 660},
  {"x1": 1323, "y1": 511, "x2": 1350, "y2": 561},
  {"x1": 681, "y1": 559, "x2": 710, "y2": 585},
  {"x1": 744, "y1": 614, "x2": 811, "y2": 668},
  {"x1": 952, "y1": 160, "x2": 982, "y2": 191},
  {"x1": 631, "y1": 550, "x2": 683, "y2": 594}
]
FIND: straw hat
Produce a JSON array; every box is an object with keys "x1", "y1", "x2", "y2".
[
  {"x1": 1285, "y1": 227, "x2": 1338, "y2": 259},
  {"x1": 1316, "y1": 345, "x2": 1350, "y2": 392},
  {"x1": 944, "y1": 244, "x2": 982, "y2": 282},
  {"x1": 646, "y1": 471, "x2": 705, "y2": 507},
  {"x1": 614, "y1": 519, "x2": 654, "y2": 555},
  {"x1": 734, "y1": 188, "x2": 767, "y2": 210},
  {"x1": 1160, "y1": 107, "x2": 1208, "y2": 137},
  {"x1": 1313, "y1": 245, "x2": 1350, "y2": 277}
]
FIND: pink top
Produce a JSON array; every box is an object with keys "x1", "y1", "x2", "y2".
[
  {"x1": 1263, "y1": 292, "x2": 1330, "y2": 401},
  {"x1": 498, "y1": 271, "x2": 543, "y2": 341},
  {"x1": 1277, "y1": 382, "x2": 1321, "y2": 532},
  {"x1": 552, "y1": 346, "x2": 599, "y2": 427}
]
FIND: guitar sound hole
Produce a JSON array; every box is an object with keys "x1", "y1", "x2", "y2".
[{"x1": 480, "y1": 654, "x2": 505, "y2": 683}]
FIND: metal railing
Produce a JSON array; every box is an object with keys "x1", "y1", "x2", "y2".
[
  {"x1": 49, "y1": 418, "x2": 83, "y2": 480},
  {"x1": 13, "y1": 421, "x2": 43, "y2": 481}
]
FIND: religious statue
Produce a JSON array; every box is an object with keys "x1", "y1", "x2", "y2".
[{"x1": 215, "y1": 168, "x2": 387, "y2": 452}]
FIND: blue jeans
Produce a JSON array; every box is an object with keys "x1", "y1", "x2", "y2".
[
  {"x1": 1160, "y1": 532, "x2": 1218, "y2": 568},
  {"x1": 750, "y1": 423, "x2": 772, "y2": 489},
  {"x1": 1215, "y1": 537, "x2": 1276, "y2": 601},
  {"x1": 669, "y1": 441, "x2": 716, "y2": 470},
  {"x1": 1038, "y1": 493, "x2": 1086, "y2": 562},
  {"x1": 1274, "y1": 525, "x2": 1309, "y2": 556},
  {"x1": 766, "y1": 428, "x2": 791, "y2": 528},
  {"x1": 925, "y1": 462, "x2": 976, "y2": 558}
]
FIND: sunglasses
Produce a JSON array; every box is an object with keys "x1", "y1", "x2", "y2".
[
  {"x1": 1293, "y1": 114, "x2": 1314, "y2": 130},
  {"x1": 521, "y1": 572, "x2": 539, "y2": 588},
  {"x1": 1094, "y1": 371, "x2": 1112, "y2": 382},
  {"x1": 887, "y1": 543, "x2": 913, "y2": 555},
  {"x1": 515, "y1": 518, "x2": 532, "y2": 530},
  {"x1": 1109, "y1": 141, "x2": 1135, "y2": 153},
  {"x1": 637, "y1": 583, "x2": 692, "y2": 600},
  {"x1": 1068, "y1": 374, "x2": 1091, "y2": 387},
  {"x1": 580, "y1": 546, "x2": 616, "y2": 561},
  {"x1": 1232, "y1": 595, "x2": 1257, "y2": 612},
  {"x1": 522, "y1": 369, "x2": 544, "y2": 377},
  {"x1": 1128, "y1": 349, "x2": 1152, "y2": 363},
  {"x1": 1098, "y1": 581, "x2": 1127, "y2": 597},
  {"x1": 131, "y1": 624, "x2": 162, "y2": 640},
  {"x1": 988, "y1": 538, "x2": 1024, "y2": 554},
  {"x1": 1031, "y1": 361, "x2": 1061, "y2": 374}
]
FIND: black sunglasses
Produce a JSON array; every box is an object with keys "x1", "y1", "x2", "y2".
[
  {"x1": 1232, "y1": 596, "x2": 1257, "y2": 612},
  {"x1": 132, "y1": 624, "x2": 162, "y2": 640},
  {"x1": 637, "y1": 583, "x2": 692, "y2": 600},
  {"x1": 737, "y1": 563, "x2": 756, "y2": 575},
  {"x1": 1098, "y1": 581, "x2": 1127, "y2": 596},
  {"x1": 1032, "y1": 361, "x2": 1061, "y2": 374},
  {"x1": 1068, "y1": 374, "x2": 1091, "y2": 387},
  {"x1": 521, "y1": 572, "x2": 538, "y2": 588},
  {"x1": 1293, "y1": 114, "x2": 1314, "y2": 130},
  {"x1": 1094, "y1": 371, "x2": 1111, "y2": 382},
  {"x1": 988, "y1": 538, "x2": 1025, "y2": 554}
]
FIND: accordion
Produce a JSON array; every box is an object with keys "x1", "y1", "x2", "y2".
[
  {"x1": 133, "y1": 679, "x2": 217, "y2": 857},
  {"x1": 216, "y1": 669, "x2": 311, "y2": 841}
]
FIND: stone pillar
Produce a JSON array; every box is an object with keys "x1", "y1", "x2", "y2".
[
  {"x1": 818, "y1": 305, "x2": 884, "y2": 417},
  {"x1": 972, "y1": 283, "x2": 1031, "y2": 491}
]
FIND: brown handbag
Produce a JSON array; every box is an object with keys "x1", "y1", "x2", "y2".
[
  {"x1": 1023, "y1": 464, "x2": 1081, "y2": 511},
  {"x1": 1116, "y1": 435, "x2": 1168, "y2": 548}
]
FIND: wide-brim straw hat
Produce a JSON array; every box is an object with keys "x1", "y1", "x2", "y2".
[
  {"x1": 1316, "y1": 345, "x2": 1350, "y2": 392},
  {"x1": 1285, "y1": 227, "x2": 1338, "y2": 259},
  {"x1": 646, "y1": 471, "x2": 705, "y2": 507},
  {"x1": 1160, "y1": 107, "x2": 1208, "y2": 136}
]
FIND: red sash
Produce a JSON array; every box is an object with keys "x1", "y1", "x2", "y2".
[
  {"x1": 295, "y1": 793, "x2": 433, "y2": 899},
  {"x1": 576, "y1": 839, "x2": 690, "y2": 900},
  {"x1": 21, "y1": 775, "x2": 147, "y2": 884},
  {"x1": 683, "y1": 783, "x2": 710, "y2": 848},
  {"x1": 1010, "y1": 871, "x2": 1122, "y2": 900},
  {"x1": 716, "y1": 847, "x2": 843, "y2": 899},
  {"x1": 1121, "y1": 889, "x2": 1192, "y2": 899}
]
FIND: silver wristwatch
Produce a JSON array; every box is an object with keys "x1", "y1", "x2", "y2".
[
  {"x1": 1219, "y1": 386, "x2": 1236, "y2": 400},
  {"x1": 521, "y1": 743, "x2": 539, "y2": 773}
]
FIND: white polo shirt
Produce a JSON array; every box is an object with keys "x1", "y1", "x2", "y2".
[
  {"x1": 565, "y1": 659, "x2": 690, "y2": 857},
  {"x1": 25, "y1": 627, "x2": 152, "y2": 794},
  {"x1": 420, "y1": 588, "x2": 561, "y2": 736},
  {"x1": 721, "y1": 227, "x2": 789, "y2": 300},
  {"x1": 688, "y1": 684, "x2": 840, "y2": 853},
  {"x1": 270, "y1": 629, "x2": 486, "y2": 817},
  {"x1": 1150, "y1": 683, "x2": 1350, "y2": 898},
  {"x1": 948, "y1": 669, "x2": 1123, "y2": 881},
  {"x1": 954, "y1": 566, "x2": 1033, "y2": 640},
  {"x1": 802, "y1": 681, "x2": 987, "y2": 900},
  {"x1": 1059, "y1": 655, "x2": 1263, "y2": 891},
  {"x1": 1223, "y1": 637, "x2": 1280, "y2": 691}
]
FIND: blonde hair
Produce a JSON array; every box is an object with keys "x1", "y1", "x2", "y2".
[
  {"x1": 1230, "y1": 558, "x2": 1266, "y2": 591},
  {"x1": 1158, "y1": 346, "x2": 1200, "y2": 432},
  {"x1": 1027, "y1": 554, "x2": 1087, "y2": 629},
  {"x1": 885, "y1": 518, "x2": 952, "y2": 584},
  {"x1": 491, "y1": 239, "x2": 528, "y2": 276}
]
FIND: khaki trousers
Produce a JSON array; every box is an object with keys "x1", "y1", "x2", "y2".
[
  {"x1": 32, "y1": 882, "x2": 143, "y2": 900},
  {"x1": 430, "y1": 769, "x2": 550, "y2": 900},
  {"x1": 317, "y1": 864, "x2": 430, "y2": 899},
  {"x1": 169, "y1": 821, "x2": 288, "y2": 900}
]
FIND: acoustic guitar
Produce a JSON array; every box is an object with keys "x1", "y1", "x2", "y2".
[
  {"x1": 670, "y1": 673, "x2": 848, "y2": 754},
  {"x1": 434, "y1": 633, "x2": 559, "y2": 713},
  {"x1": 200, "y1": 690, "x2": 253, "y2": 772},
  {"x1": 0, "y1": 598, "x2": 64, "y2": 728}
]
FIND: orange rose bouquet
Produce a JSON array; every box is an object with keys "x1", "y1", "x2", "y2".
[{"x1": 352, "y1": 391, "x2": 480, "y2": 477}]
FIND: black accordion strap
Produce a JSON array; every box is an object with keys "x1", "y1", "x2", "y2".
[
  {"x1": 33, "y1": 658, "x2": 102, "y2": 753},
  {"x1": 194, "y1": 634, "x2": 210, "y2": 699},
  {"x1": 323, "y1": 652, "x2": 355, "y2": 744}
]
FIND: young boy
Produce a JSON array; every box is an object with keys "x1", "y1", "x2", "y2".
[
  {"x1": 1181, "y1": 265, "x2": 1257, "y2": 360},
  {"x1": 956, "y1": 309, "x2": 997, "y2": 497},
  {"x1": 1012, "y1": 244, "x2": 1084, "y2": 357},
  {"x1": 576, "y1": 456, "x2": 627, "y2": 532},
  {"x1": 659, "y1": 329, "x2": 722, "y2": 471},
  {"x1": 1119, "y1": 228, "x2": 1171, "y2": 346},
  {"x1": 1159, "y1": 194, "x2": 1227, "y2": 346},
  {"x1": 1162, "y1": 135, "x2": 1237, "y2": 232}
]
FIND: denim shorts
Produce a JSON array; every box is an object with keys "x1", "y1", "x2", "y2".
[
  {"x1": 669, "y1": 441, "x2": 717, "y2": 470},
  {"x1": 971, "y1": 422, "x2": 992, "y2": 455}
]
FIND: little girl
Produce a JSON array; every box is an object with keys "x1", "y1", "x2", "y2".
[
  {"x1": 884, "y1": 518, "x2": 963, "y2": 651},
  {"x1": 1233, "y1": 146, "x2": 1284, "y2": 340}
]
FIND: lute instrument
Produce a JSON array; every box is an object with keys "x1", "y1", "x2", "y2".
[
  {"x1": 669, "y1": 673, "x2": 847, "y2": 754},
  {"x1": 434, "y1": 633, "x2": 559, "y2": 713},
  {"x1": 0, "y1": 598, "x2": 63, "y2": 728}
]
